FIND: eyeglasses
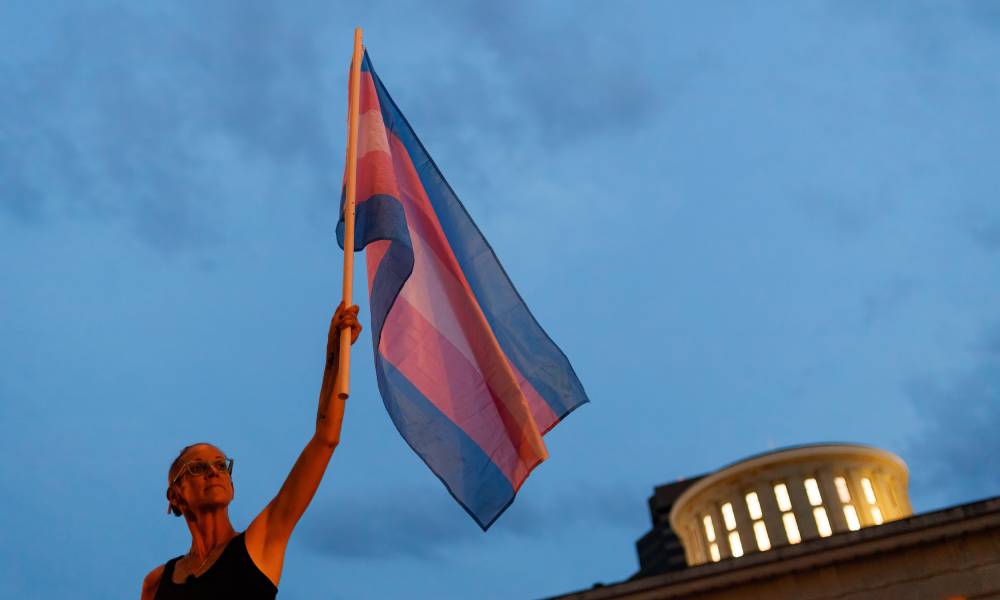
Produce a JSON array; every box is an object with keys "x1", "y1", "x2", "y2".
[{"x1": 171, "y1": 458, "x2": 234, "y2": 486}]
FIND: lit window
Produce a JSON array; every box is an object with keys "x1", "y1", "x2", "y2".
[
  {"x1": 774, "y1": 483, "x2": 792, "y2": 512},
  {"x1": 728, "y1": 531, "x2": 744, "y2": 557},
  {"x1": 744, "y1": 491, "x2": 769, "y2": 554},
  {"x1": 721, "y1": 502, "x2": 737, "y2": 531},
  {"x1": 813, "y1": 507, "x2": 832, "y2": 537},
  {"x1": 745, "y1": 492, "x2": 763, "y2": 520},
  {"x1": 753, "y1": 521, "x2": 771, "y2": 551},
  {"x1": 871, "y1": 506, "x2": 884, "y2": 525},
  {"x1": 834, "y1": 477, "x2": 851, "y2": 503},
  {"x1": 703, "y1": 515, "x2": 716, "y2": 542},
  {"x1": 861, "y1": 478, "x2": 877, "y2": 505},
  {"x1": 844, "y1": 505, "x2": 861, "y2": 531},
  {"x1": 709, "y1": 543, "x2": 720, "y2": 562},
  {"x1": 782, "y1": 512, "x2": 801, "y2": 544},
  {"x1": 804, "y1": 478, "x2": 823, "y2": 506}
]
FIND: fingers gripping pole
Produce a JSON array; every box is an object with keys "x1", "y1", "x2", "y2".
[{"x1": 333, "y1": 27, "x2": 363, "y2": 401}]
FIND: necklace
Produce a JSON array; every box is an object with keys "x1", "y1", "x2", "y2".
[{"x1": 186, "y1": 536, "x2": 231, "y2": 575}]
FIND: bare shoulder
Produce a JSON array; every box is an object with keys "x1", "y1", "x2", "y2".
[{"x1": 141, "y1": 564, "x2": 165, "y2": 600}]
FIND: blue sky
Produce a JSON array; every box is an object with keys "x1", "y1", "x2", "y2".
[{"x1": 3, "y1": 1, "x2": 1000, "y2": 598}]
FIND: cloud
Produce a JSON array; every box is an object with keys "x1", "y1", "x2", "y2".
[
  {"x1": 301, "y1": 479, "x2": 645, "y2": 561},
  {"x1": 2, "y1": 2, "x2": 679, "y2": 253},
  {"x1": 303, "y1": 488, "x2": 476, "y2": 560},
  {"x1": 0, "y1": 152, "x2": 44, "y2": 224},
  {"x1": 453, "y1": 4, "x2": 667, "y2": 143},
  {"x1": 967, "y1": 216, "x2": 1000, "y2": 252},
  {"x1": 906, "y1": 322, "x2": 1000, "y2": 506},
  {"x1": 0, "y1": 2, "x2": 339, "y2": 250},
  {"x1": 858, "y1": 277, "x2": 917, "y2": 330},
  {"x1": 961, "y1": 1, "x2": 1000, "y2": 33},
  {"x1": 377, "y1": 1, "x2": 675, "y2": 162}
]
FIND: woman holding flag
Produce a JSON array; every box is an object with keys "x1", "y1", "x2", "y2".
[
  {"x1": 143, "y1": 30, "x2": 369, "y2": 599},
  {"x1": 140, "y1": 304, "x2": 362, "y2": 599},
  {"x1": 142, "y1": 20, "x2": 588, "y2": 593}
]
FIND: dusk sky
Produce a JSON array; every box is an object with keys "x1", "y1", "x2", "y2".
[{"x1": 3, "y1": 1, "x2": 1000, "y2": 598}]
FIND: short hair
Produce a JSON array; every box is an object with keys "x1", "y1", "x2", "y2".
[{"x1": 166, "y1": 442, "x2": 224, "y2": 517}]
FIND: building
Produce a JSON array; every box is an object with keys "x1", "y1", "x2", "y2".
[{"x1": 551, "y1": 443, "x2": 1000, "y2": 600}]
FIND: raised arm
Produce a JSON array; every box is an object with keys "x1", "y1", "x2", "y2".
[{"x1": 245, "y1": 304, "x2": 361, "y2": 582}]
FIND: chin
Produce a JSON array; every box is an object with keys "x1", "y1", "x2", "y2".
[
  {"x1": 199, "y1": 498, "x2": 232, "y2": 512},
  {"x1": 203, "y1": 488, "x2": 233, "y2": 502}
]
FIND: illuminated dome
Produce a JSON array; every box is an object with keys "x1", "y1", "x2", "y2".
[{"x1": 668, "y1": 443, "x2": 912, "y2": 565}]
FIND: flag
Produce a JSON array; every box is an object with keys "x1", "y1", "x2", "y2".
[{"x1": 338, "y1": 52, "x2": 588, "y2": 529}]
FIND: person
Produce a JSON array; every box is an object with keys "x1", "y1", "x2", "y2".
[{"x1": 141, "y1": 303, "x2": 362, "y2": 599}]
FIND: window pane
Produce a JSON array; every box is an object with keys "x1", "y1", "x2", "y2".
[
  {"x1": 709, "y1": 543, "x2": 720, "y2": 562},
  {"x1": 844, "y1": 504, "x2": 861, "y2": 531},
  {"x1": 703, "y1": 515, "x2": 716, "y2": 542},
  {"x1": 861, "y1": 477, "x2": 877, "y2": 505},
  {"x1": 753, "y1": 520, "x2": 771, "y2": 551},
  {"x1": 782, "y1": 512, "x2": 801, "y2": 544},
  {"x1": 813, "y1": 507, "x2": 832, "y2": 537},
  {"x1": 871, "y1": 506, "x2": 884, "y2": 525},
  {"x1": 774, "y1": 483, "x2": 792, "y2": 512},
  {"x1": 721, "y1": 502, "x2": 737, "y2": 531},
  {"x1": 745, "y1": 491, "x2": 763, "y2": 520},
  {"x1": 834, "y1": 477, "x2": 851, "y2": 503},
  {"x1": 728, "y1": 531, "x2": 744, "y2": 558},
  {"x1": 804, "y1": 478, "x2": 823, "y2": 506}
]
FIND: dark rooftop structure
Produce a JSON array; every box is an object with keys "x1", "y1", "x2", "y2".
[
  {"x1": 634, "y1": 476, "x2": 703, "y2": 579},
  {"x1": 548, "y1": 444, "x2": 1000, "y2": 600}
]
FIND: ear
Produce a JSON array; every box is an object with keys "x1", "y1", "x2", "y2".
[
  {"x1": 165, "y1": 487, "x2": 178, "y2": 517},
  {"x1": 166, "y1": 485, "x2": 186, "y2": 517}
]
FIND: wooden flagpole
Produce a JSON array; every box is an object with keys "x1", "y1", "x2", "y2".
[{"x1": 333, "y1": 27, "x2": 363, "y2": 401}]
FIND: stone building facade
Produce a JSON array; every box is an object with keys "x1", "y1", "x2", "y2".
[{"x1": 551, "y1": 444, "x2": 1000, "y2": 600}]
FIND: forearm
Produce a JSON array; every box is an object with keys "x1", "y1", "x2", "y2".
[{"x1": 315, "y1": 349, "x2": 346, "y2": 447}]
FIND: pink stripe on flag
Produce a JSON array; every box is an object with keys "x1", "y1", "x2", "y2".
[
  {"x1": 382, "y1": 133, "x2": 559, "y2": 436},
  {"x1": 380, "y1": 296, "x2": 540, "y2": 488},
  {"x1": 399, "y1": 224, "x2": 557, "y2": 435},
  {"x1": 359, "y1": 72, "x2": 380, "y2": 115},
  {"x1": 358, "y1": 108, "x2": 391, "y2": 158},
  {"x1": 354, "y1": 74, "x2": 559, "y2": 458},
  {"x1": 364, "y1": 239, "x2": 390, "y2": 290},
  {"x1": 356, "y1": 109, "x2": 398, "y2": 204}
]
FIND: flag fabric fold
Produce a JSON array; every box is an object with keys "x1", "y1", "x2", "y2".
[{"x1": 338, "y1": 51, "x2": 588, "y2": 529}]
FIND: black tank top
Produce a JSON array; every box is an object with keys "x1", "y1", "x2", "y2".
[{"x1": 154, "y1": 532, "x2": 277, "y2": 600}]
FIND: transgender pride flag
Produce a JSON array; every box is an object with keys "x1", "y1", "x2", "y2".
[{"x1": 338, "y1": 52, "x2": 588, "y2": 529}]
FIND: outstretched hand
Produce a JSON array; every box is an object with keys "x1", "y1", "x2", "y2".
[{"x1": 327, "y1": 302, "x2": 362, "y2": 359}]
